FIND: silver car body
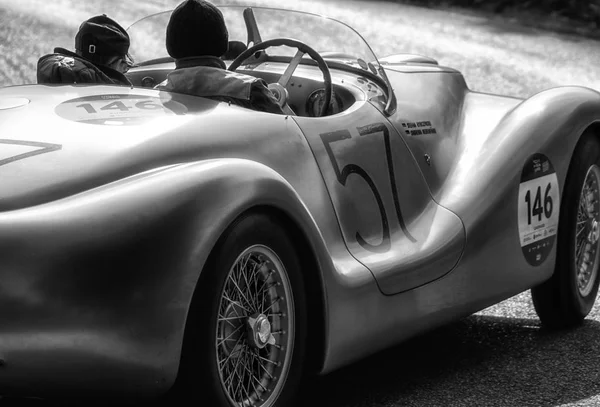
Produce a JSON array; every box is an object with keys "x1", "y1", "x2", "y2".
[{"x1": 0, "y1": 5, "x2": 599, "y2": 399}]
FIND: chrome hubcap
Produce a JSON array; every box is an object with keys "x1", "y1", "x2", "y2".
[
  {"x1": 248, "y1": 314, "x2": 277, "y2": 349},
  {"x1": 575, "y1": 164, "x2": 600, "y2": 297},
  {"x1": 216, "y1": 245, "x2": 294, "y2": 407}
]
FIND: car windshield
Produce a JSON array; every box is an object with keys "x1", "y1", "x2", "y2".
[{"x1": 127, "y1": 5, "x2": 388, "y2": 82}]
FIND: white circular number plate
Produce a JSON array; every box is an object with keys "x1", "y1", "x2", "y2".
[{"x1": 518, "y1": 153, "x2": 560, "y2": 266}]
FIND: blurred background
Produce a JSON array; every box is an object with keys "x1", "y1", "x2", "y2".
[{"x1": 1, "y1": 0, "x2": 600, "y2": 97}]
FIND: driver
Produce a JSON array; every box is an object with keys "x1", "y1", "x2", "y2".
[
  {"x1": 37, "y1": 15, "x2": 132, "y2": 86},
  {"x1": 156, "y1": 0, "x2": 284, "y2": 114}
]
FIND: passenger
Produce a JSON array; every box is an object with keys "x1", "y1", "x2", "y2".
[
  {"x1": 37, "y1": 15, "x2": 132, "y2": 86},
  {"x1": 157, "y1": 0, "x2": 283, "y2": 114}
]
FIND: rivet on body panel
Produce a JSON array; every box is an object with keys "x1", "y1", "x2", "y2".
[{"x1": 424, "y1": 154, "x2": 432, "y2": 166}]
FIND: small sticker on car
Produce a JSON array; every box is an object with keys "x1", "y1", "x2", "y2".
[
  {"x1": 400, "y1": 120, "x2": 437, "y2": 136},
  {"x1": 518, "y1": 153, "x2": 560, "y2": 266}
]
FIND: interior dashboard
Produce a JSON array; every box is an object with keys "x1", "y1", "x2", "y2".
[{"x1": 126, "y1": 60, "x2": 386, "y2": 117}]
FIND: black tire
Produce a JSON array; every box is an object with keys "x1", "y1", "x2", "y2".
[
  {"x1": 176, "y1": 211, "x2": 307, "y2": 406},
  {"x1": 532, "y1": 134, "x2": 600, "y2": 329}
]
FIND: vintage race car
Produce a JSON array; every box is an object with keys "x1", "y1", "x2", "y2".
[{"x1": 1, "y1": 4, "x2": 600, "y2": 406}]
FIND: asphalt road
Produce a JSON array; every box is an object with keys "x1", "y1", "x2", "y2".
[
  {"x1": 299, "y1": 293, "x2": 600, "y2": 407},
  {"x1": 2, "y1": 1, "x2": 600, "y2": 406}
]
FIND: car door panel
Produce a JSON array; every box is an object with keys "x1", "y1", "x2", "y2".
[{"x1": 293, "y1": 102, "x2": 465, "y2": 294}]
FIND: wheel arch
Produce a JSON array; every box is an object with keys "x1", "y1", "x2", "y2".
[
  {"x1": 201, "y1": 204, "x2": 327, "y2": 373},
  {"x1": 574, "y1": 121, "x2": 600, "y2": 157},
  {"x1": 557, "y1": 121, "x2": 600, "y2": 203},
  {"x1": 169, "y1": 203, "x2": 328, "y2": 400},
  {"x1": 244, "y1": 205, "x2": 328, "y2": 376},
  {"x1": 169, "y1": 160, "x2": 330, "y2": 392}
]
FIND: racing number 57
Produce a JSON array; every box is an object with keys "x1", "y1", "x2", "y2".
[{"x1": 320, "y1": 122, "x2": 416, "y2": 254}]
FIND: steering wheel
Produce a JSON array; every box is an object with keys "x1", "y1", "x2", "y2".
[{"x1": 228, "y1": 38, "x2": 332, "y2": 117}]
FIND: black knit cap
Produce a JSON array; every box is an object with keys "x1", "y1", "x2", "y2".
[
  {"x1": 166, "y1": 0, "x2": 229, "y2": 58},
  {"x1": 75, "y1": 15, "x2": 130, "y2": 64}
]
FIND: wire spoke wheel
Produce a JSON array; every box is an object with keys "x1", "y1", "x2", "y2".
[
  {"x1": 216, "y1": 245, "x2": 295, "y2": 407},
  {"x1": 574, "y1": 164, "x2": 600, "y2": 297}
]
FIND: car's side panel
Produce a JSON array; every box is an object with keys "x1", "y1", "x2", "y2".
[
  {"x1": 383, "y1": 67, "x2": 523, "y2": 198},
  {"x1": 315, "y1": 83, "x2": 600, "y2": 375},
  {"x1": 293, "y1": 102, "x2": 465, "y2": 294},
  {"x1": 300, "y1": 84, "x2": 552, "y2": 372}
]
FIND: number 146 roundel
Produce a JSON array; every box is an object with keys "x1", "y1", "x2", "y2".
[{"x1": 518, "y1": 153, "x2": 560, "y2": 266}]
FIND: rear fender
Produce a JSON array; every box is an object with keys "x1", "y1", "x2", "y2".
[
  {"x1": 423, "y1": 87, "x2": 600, "y2": 319},
  {"x1": 0, "y1": 158, "x2": 328, "y2": 397},
  {"x1": 440, "y1": 86, "x2": 600, "y2": 223}
]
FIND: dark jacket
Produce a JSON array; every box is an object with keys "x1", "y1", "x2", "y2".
[
  {"x1": 37, "y1": 47, "x2": 131, "y2": 86},
  {"x1": 157, "y1": 56, "x2": 283, "y2": 114}
]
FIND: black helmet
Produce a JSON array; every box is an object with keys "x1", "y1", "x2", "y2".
[
  {"x1": 166, "y1": 0, "x2": 229, "y2": 59},
  {"x1": 75, "y1": 14, "x2": 131, "y2": 65}
]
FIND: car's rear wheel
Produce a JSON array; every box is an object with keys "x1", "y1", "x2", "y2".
[
  {"x1": 532, "y1": 134, "x2": 600, "y2": 328},
  {"x1": 178, "y1": 212, "x2": 307, "y2": 406}
]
